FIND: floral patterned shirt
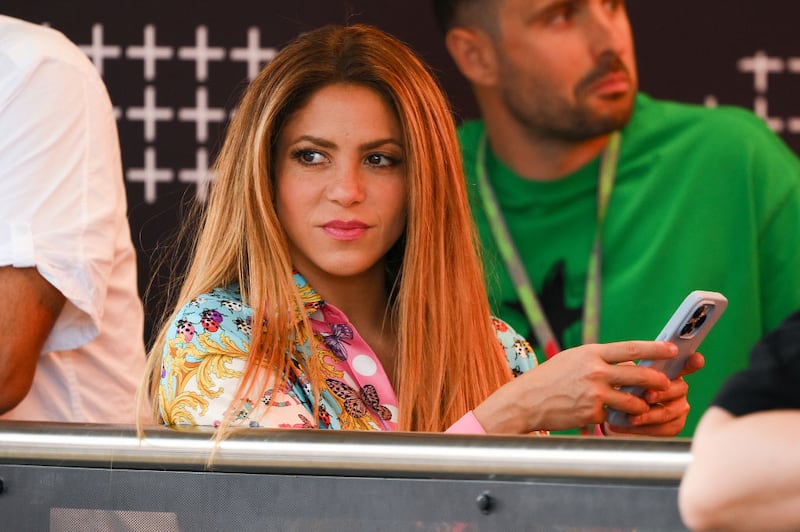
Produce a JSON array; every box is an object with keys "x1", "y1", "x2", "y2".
[{"x1": 159, "y1": 272, "x2": 537, "y2": 431}]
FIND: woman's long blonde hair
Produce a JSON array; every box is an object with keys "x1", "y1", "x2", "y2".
[{"x1": 140, "y1": 24, "x2": 512, "y2": 435}]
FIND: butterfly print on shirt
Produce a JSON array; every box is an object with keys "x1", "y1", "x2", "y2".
[
  {"x1": 296, "y1": 413, "x2": 316, "y2": 429},
  {"x1": 325, "y1": 378, "x2": 392, "y2": 420},
  {"x1": 321, "y1": 323, "x2": 354, "y2": 360}
]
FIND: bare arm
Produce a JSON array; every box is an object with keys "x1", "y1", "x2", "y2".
[
  {"x1": 679, "y1": 407, "x2": 800, "y2": 531},
  {"x1": 0, "y1": 266, "x2": 65, "y2": 413},
  {"x1": 473, "y1": 340, "x2": 685, "y2": 434}
]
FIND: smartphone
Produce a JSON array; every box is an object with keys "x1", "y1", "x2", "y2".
[{"x1": 605, "y1": 290, "x2": 728, "y2": 427}]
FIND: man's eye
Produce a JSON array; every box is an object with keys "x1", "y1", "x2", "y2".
[
  {"x1": 545, "y1": 2, "x2": 577, "y2": 25},
  {"x1": 547, "y1": 9, "x2": 571, "y2": 25}
]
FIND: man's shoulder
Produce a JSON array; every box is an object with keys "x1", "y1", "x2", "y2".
[
  {"x1": 0, "y1": 15, "x2": 95, "y2": 77},
  {"x1": 455, "y1": 119, "x2": 486, "y2": 180},
  {"x1": 631, "y1": 94, "x2": 800, "y2": 181},
  {"x1": 634, "y1": 93, "x2": 773, "y2": 139},
  {"x1": 456, "y1": 119, "x2": 486, "y2": 150}
]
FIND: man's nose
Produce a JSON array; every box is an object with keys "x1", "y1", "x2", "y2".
[{"x1": 586, "y1": 3, "x2": 630, "y2": 59}]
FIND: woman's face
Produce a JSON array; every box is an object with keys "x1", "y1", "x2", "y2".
[{"x1": 274, "y1": 82, "x2": 407, "y2": 286}]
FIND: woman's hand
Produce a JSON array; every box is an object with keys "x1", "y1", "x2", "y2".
[
  {"x1": 605, "y1": 351, "x2": 704, "y2": 437},
  {"x1": 473, "y1": 341, "x2": 702, "y2": 436}
]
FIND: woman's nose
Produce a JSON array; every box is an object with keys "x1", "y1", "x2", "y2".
[{"x1": 326, "y1": 163, "x2": 366, "y2": 206}]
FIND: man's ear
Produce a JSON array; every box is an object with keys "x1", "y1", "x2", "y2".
[{"x1": 445, "y1": 27, "x2": 499, "y2": 87}]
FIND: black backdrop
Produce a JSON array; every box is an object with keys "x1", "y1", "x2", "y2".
[{"x1": 5, "y1": 1, "x2": 800, "y2": 343}]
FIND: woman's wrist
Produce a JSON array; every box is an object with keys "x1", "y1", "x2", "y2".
[{"x1": 473, "y1": 386, "x2": 535, "y2": 434}]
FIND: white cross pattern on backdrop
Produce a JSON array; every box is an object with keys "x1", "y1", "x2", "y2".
[
  {"x1": 735, "y1": 50, "x2": 800, "y2": 134},
  {"x1": 698, "y1": 50, "x2": 800, "y2": 134},
  {"x1": 78, "y1": 23, "x2": 277, "y2": 204},
  {"x1": 78, "y1": 23, "x2": 798, "y2": 205}
]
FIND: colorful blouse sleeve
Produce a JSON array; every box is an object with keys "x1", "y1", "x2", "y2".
[
  {"x1": 491, "y1": 316, "x2": 538, "y2": 376},
  {"x1": 158, "y1": 287, "x2": 316, "y2": 428},
  {"x1": 444, "y1": 317, "x2": 540, "y2": 435},
  {"x1": 445, "y1": 411, "x2": 487, "y2": 434},
  {"x1": 158, "y1": 287, "x2": 252, "y2": 426}
]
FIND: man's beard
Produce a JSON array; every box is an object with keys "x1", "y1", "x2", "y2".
[{"x1": 501, "y1": 52, "x2": 636, "y2": 143}]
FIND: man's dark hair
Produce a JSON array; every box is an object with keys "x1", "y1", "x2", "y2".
[
  {"x1": 432, "y1": 0, "x2": 497, "y2": 35},
  {"x1": 431, "y1": 0, "x2": 467, "y2": 34}
]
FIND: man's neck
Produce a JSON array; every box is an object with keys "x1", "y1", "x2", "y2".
[{"x1": 484, "y1": 117, "x2": 611, "y2": 182}]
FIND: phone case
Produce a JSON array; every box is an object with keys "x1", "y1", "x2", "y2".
[{"x1": 605, "y1": 290, "x2": 728, "y2": 428}]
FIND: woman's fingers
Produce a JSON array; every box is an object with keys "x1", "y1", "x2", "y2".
[
  {"x1": 593, "y1": 340, "x2": 678, "y2": 364},
  {"x1": 645, "y1": 376, "x2": 689, "y2": 404}
]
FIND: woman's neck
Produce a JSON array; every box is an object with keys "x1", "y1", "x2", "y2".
[{"x1": 302, "y1": 266, "x2": 399, "y2": 382}]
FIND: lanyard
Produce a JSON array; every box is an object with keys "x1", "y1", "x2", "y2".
[{"x1": 475, "y1": 131, "x2": 621, "y2": 359}]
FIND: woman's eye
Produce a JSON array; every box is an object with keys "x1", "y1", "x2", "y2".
[
  {"x1": 294, "y1": 150, "x2": 324, "y2": 165},
  {"x1": 365, "y1": 153, "x2": 398, "y2": 167}
]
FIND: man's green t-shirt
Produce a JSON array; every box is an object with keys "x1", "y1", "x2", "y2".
[{"x1": 459, "y1": 93, "x2": 800, "y2": 436}]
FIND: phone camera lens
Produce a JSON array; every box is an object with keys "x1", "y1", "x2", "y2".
[
  {"x1": 680, "y1": 304, "x2": 711, "y2": 337},
  {"x1": 692, "y1": 306, "x2": 709, "y2": 327}
]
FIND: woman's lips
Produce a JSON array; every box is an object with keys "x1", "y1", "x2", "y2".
[{"x1": 322, "y1": 220, "x2": 369, "y2": 240}]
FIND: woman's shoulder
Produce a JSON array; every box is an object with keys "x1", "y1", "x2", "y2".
[
  {"x1": 490, "y1": 317, "x2": 538, "y2": 376},
  {"x1": 168, "y1": 284, "x2": 253, "y2": 345}
]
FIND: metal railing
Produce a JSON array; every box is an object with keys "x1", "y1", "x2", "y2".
[{"x1": 0, "y1": 422, "x2": 692, "y2": 531}]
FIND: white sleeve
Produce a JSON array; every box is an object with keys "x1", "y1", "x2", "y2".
[{"x1": 0, "y1": 27, "x2": 125, "y2": 353}]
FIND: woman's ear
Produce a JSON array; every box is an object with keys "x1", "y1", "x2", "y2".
[{"x1": 444, "y1": 27, "x2": 499, "y2": 87}]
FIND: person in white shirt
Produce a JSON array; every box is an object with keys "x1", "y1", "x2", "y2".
[{"x1": 0, "y1": 14, "x2": 146, "y2": 423}]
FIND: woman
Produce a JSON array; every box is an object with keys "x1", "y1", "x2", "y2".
[{"x1": 143, "y1": 24, "x2": 695, "y2": 437}]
